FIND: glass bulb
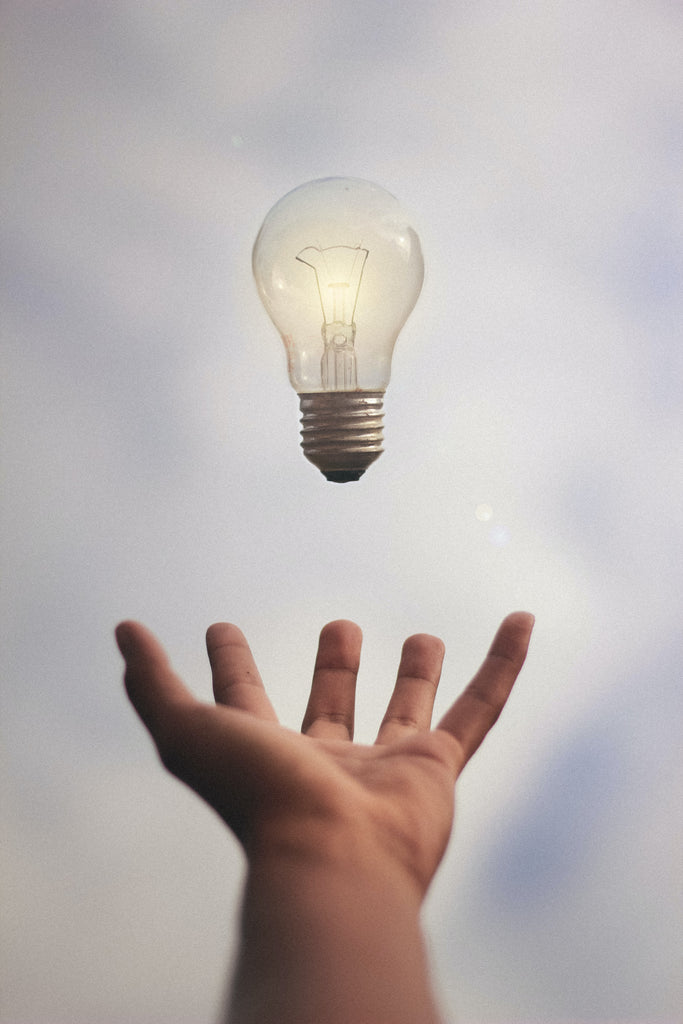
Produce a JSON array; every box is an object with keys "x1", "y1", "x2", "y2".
[{"x1": 252, "y1": 177, "x2": 424, "y2": 482}]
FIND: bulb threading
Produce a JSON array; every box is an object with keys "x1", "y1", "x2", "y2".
[{"x1": 298, "y1": 391, "x2": 384, "y2": 483}]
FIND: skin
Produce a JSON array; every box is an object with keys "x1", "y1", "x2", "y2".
[{"x1": 116, "y1": 611, "x2": 534, "y2": 1024}]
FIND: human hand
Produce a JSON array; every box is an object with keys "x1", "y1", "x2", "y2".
[{"x1": 116, "y1": 613, "x2": 533, "y2": 901}]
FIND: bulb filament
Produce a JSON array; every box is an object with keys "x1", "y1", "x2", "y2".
[{"x1": 296, "y1": 245, "x2": 369, "y2": 390}]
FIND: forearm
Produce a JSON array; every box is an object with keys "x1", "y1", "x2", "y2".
[{"x1": 226, "y1": 845, "x2": 443, "y2": 1024}]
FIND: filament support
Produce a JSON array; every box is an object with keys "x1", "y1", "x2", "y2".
[{"x1": 298, "y1": 391, "x2": 385, "y2": 482}]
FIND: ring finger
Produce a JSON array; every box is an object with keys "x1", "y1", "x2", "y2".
[{"x1": 376, "y1": 633, "x2": 445, "y2": 744}]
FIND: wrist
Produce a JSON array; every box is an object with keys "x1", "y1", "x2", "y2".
[
  {"x1": 244, "y1": 799, "x2": 427, "y2": 907},
  {"x1": 230, "y1": 829, "x2": 441, "y2": 1024}
]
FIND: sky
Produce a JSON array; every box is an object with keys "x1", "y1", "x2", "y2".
[{"x1": 2, "y1": 1, "x2": 682, "y2": 1022}]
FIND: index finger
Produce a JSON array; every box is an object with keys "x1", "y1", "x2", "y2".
[
  {"x1": 437, "y1": 612, "x2": 534, "y2": 769},
  {"x1": 207, "y1": 622, "x2": 279, "y2": 722}
]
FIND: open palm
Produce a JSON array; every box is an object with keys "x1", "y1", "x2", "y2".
[{"x1": 117, "y1": 613, "x2": 533, "y2": 898}]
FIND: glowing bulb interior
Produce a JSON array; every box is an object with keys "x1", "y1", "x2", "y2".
[{"x1": 252, "y1": 177, "x2": 424, "y2": 395}]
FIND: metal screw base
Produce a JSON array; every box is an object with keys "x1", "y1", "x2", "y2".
[{"x1": 298, "y1": 391, "x2": 385, "y2": 482}]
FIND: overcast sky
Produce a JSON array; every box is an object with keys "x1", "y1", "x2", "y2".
[{"x1": 2, "y1": 2, "x2": 682, "y2": 1022}]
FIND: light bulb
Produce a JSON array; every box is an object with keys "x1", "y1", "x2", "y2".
[{"x1": 252, "y1": 177, "x2": 424, "y2": 482}]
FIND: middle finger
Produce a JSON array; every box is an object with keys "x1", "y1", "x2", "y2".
[{"x1": 301, "y1": 620, "x2": 362, "y2": 740}]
